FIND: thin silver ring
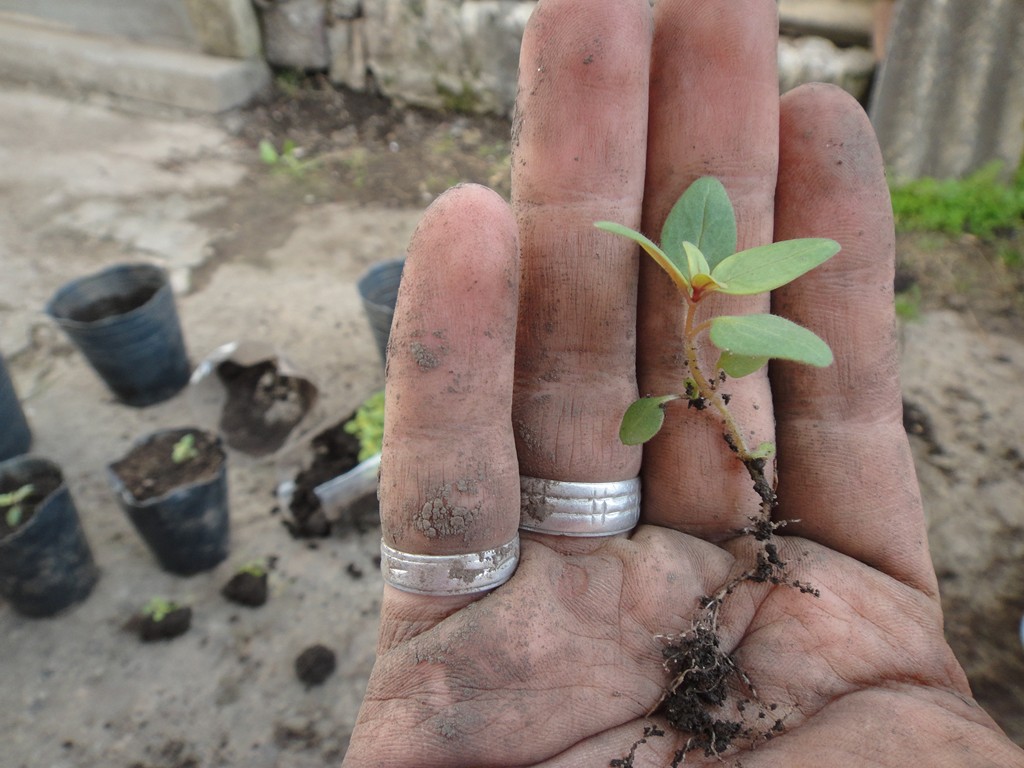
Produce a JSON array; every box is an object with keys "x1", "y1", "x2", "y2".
[
  {"x1": 380, "y1": 537, "x2": 519, "y2": 595},
  {"x1": 519, "y1": 476, "x2": 641, "y2": 536}
]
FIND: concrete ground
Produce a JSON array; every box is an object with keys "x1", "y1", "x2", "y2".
[
  {"x1": 0, "y1": 78, "x2": 1022, "y2": 767},
  {"x1": 0, "y1": 81, "x2": 418, "y2": 768}
]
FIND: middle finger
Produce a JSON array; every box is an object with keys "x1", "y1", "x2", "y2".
[
  {"x1": 511, "y1": 0, "x2": 652, "y2": 490},
  {"x1": 639, "y1": 0, "x2": 782, "y2": 540}
]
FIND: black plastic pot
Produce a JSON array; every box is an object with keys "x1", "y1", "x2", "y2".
[
  {"x1": 0, "y1": 456, "x2": 99, "y2": 617},
  {"x1": 357, "y1": 258, "x2": 404, "y2": 365},
  {"x1": 108, "y1": 428, "x2": 229, "y2": 576},
  {"x1": 0, "y1": 353, "x2": 31, "y2": 461},
  {"x1": 45, "y1": 263, "x2": 191, "y2": 407}
]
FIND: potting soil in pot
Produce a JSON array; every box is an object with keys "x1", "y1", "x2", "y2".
[{"x1": 110, "y1": 430, "x2": 224, "y2": 502}]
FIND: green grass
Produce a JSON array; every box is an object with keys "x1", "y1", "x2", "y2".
[{"x1": 889, "y1": 161, "x2": 1024, "y2": 240}]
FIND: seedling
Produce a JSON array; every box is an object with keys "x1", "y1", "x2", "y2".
[
  {"x1": 171, "y1": 433, "x2": 199, "y2": 464},
  {"x1": 344, "y1": 389, "x2": 385, "y2": 461},
  {"x1": 597, "y1": 176, "x2": 838, "y2": 463},
  {"x1": 222, "y1": 559, "x2": 271, "y2": 607},
  {"x1": 259, "y1": 138, "x2": 313, "y2": 177},
  {"x1": 0, "y1": 484, "x2": 34, "y2": 529},
  {"x1": 598, "y1": 177, "x2": 839, "y2": 763},
  {"x1": 236, "y1": 560, "x2": 267, "y2": 578},
  {"x1": 142, "y1": 596, "x2": 180, "y2": 623},
  {"x1": 138, "y1": 596, "x2": 192, "y2": 641}
]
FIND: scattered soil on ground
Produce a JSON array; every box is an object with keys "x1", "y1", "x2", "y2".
[
  {"x1": 894, "y1": 230, "x2": 1024, "y2": 337},
  {"x1": 295, "y1": 644, "x2": 337, "y2": 688}
]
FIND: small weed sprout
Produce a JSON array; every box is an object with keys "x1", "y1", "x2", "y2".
[
  {"x1": 171, "y1": 434, "x2": 199, "y2": 464},
  {"x1": 237, "y1": 560, "x2": 267, "y2": 578},
  {"x1": 344, "y1": 389, "x2": 385, "y2": 461},
  {"x1": 0, "y1": 484, "x2": 34, "y2": 529},
  {"x1": 597, "y1": 176, "x2": 839, "y2": 761},
  {"x1": 259, "y1": 138, "x2": 312, "y2": 177},
  {"x1": 142, "y1": 597, "x2": 179, "y2": 623}
]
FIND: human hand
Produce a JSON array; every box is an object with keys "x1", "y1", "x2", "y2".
[{"x1": 342, "y1": 1, "x2": 1024, "y2": 765}]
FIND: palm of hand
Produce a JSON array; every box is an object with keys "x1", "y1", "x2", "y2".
[{"x1": 357, "y1": 529, "x2": 1007, "y2": 767}]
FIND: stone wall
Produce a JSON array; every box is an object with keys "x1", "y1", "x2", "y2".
[{"x1": 193, "y1": 0, "x2": 876, "y2": 116}]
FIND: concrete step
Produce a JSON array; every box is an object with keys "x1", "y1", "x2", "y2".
[{"x1": 0, "y1": 14, "x2": 269, "y2": 113}]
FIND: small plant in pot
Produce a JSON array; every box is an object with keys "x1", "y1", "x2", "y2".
[
  {"x1": 0, "y1": 455, "x2": 100, "y2": 617},
  {"x1": 280, "y1": 389, "x2": 384, "y2": 538},
  {"x1": 108, "y1": 427, "x2": 230, "y2": 576}
]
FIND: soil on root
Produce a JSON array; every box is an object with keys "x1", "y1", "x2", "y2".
[
  {"x1": 129, "y1": 606, "x2": 193, "y2": 643},
  {"x1": 284, "y1": 415, "x2": 379, "y2": 538},
  {"x1": 222, "y1": 570, "x2": 269, "y2": 607},
  {"x1": 613, "y1": 450, "x2": 817, "y2": 766}
]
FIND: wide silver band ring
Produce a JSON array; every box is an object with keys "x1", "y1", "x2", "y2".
[
  {"x1": 519, "y1": 476, "x2": 641, "y2": 536},
  {"x1": 380, "y1": 537, "x2": 520, "y2": 595}
]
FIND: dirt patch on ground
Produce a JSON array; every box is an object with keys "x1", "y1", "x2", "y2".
[
  {"x1": 895, "y1": 232, "x2": 1024, "y2": 745},
  {"x1": 224, "y1": 74, "x2": 512, "y2": 208}
]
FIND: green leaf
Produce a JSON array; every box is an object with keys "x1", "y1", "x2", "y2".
[
  {"x1": 258, "y1": 139, "x2": 279, "y2": 165},
  {"x1": 717, "y1": 351, "x2": 768, "y2": 378},
  {"x1": 661, "y1": 177, "x2": 737, "y2": 271},
  {"x1": 710, "y1": 238, "x2": 840, "y2": 295},
  {"x1": 748, "y1": 441, "x2": 776, "y2": 460},
  {"x1": 620, "y1": 395, "x2": 680, "y2": 445},
  {"x1": 595, "y1": 221, "x2": 690, "y2": 293},
  {"x1": 143, "y1": 597, "x2": 177, "y2": 623},
  {"x1": 709, "y1": 313, "x2": 833, "y2": 368},
  {"x1": 682, "y1": 241, "x2": 710, "y2": 282}
]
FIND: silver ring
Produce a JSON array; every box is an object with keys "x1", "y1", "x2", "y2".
[
  {"x1": 380, "y1": 537, "x2": 519, "y2": 595},
  {"x1": 519, "y1": 476, "x2": 641, "y2": 536}
]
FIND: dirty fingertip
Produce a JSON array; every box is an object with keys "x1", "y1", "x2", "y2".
[{"x1": 381, "y1": 183, "x2": 521, "y2": 558}]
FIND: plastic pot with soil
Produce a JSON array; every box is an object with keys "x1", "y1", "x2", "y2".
[
  {"x1": 0, "y1": 352, "x2": 32, "y2": 461},
  {"x1": 275, "y1": 390, "x2": 384, "y2": 538},
  {"x1": 0, "y1": 455, "x2": 99, "y2": 617},
  {"x1": 45, "y1": 262, "x2": 191, "y2": 407},
  {"x1": 108, "y1": 427, "x2": 229, "y2": 576}
]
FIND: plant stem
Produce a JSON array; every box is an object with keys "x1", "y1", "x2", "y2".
[{"x1": 683, "y1": 299, "x2": 751, "y2": 458}]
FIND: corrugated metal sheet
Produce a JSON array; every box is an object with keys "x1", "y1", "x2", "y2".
[{"x1": 869, "y1": 0, "x2": 1024, "y2": 181}]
